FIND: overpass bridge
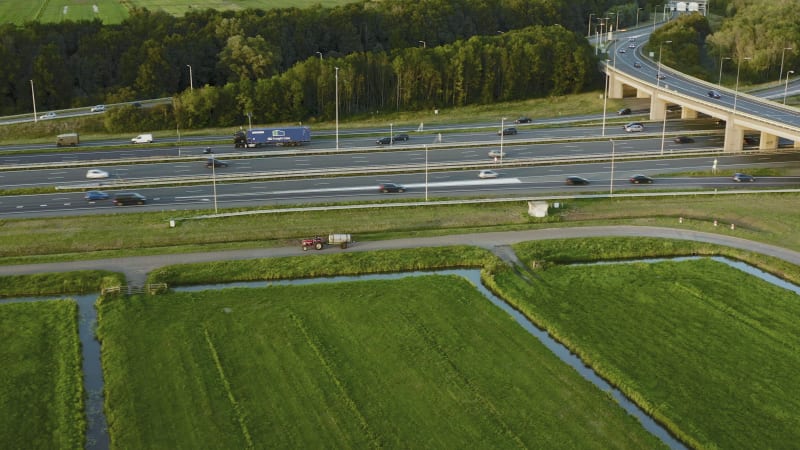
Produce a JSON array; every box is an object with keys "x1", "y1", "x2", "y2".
[{"x1": 604, "y1": 40, "x2": 800, "y2": 152}]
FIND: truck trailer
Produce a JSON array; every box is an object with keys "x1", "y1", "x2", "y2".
[{"x1": 235, "y1": 126, "x2": 311, "y2": 148}]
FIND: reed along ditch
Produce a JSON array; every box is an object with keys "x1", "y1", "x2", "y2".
[{"x1": 3, "y1": 256, "x2": 798, "y2": 449}]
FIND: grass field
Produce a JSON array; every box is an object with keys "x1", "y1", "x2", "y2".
[
  {"x1": 0, "y1": 300, "x2": 84, "y2": 448},
  {"x1": 97, "y1": 275, "x2": 663, "y2": 448},
  {"x1": 0, "y1": 0, "x2": 358, "y2": 25},
  {"x1": 492, "y1": 246, "x2": 800, "y2": 448},
  {"x1": 0, "y1": 270, "x2": 124, "y2": 297}
]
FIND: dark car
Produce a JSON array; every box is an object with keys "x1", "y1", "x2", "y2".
[
  {"x1": 378, "y1": 183, "x2": 406, "y2": 193},
  {"x1": 393, "y1": 133, "x2": 410, "y2": 141},
  {"x1": 674, "y1": 136, "x2": 695, "y2": 144},
  {"x1": 617, "y1": 108, "x2": 632, "y2": 115},
  {"x1": 514, "y1": 117, "x2": 532, "y2": 124},
  {"x1": 498, "y1": 127, "x2": 517, "y2": 136},
  {"x1": 743, "y1": 135, "x2": 759, "y2": 145},
  {"x1": 565, "y1": 176, "x2": 590, "y2": 186},
  {"x1": 376, "y1": 136, "x2": 394, "y2": 145},
  {"x1": 657, "y1": 73, "x2": 666, "y2": 80},
  {"x1": 113, "y1": 193, "x2": 147, "y2": 206},
  {"x1": 633, "y1": 61, "x2": 642, "y2": 68},
  {"x1": 206, "y1": 158, "x2": 228, "y2": 168},
  {"x1": 84, "y1": 190, "x2": 110, "y2": 201},
  {"x1": 708, "y1": 90, "x2": 721, "y2": 99},
  {"x1": 732, "y1": 173, "x2": 755, "y2": 182},
  {"x1": 629, "y1": 175, "x2": 654, "y2": 184}
]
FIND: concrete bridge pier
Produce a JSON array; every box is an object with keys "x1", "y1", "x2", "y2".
[
  {"x1": 759, "y1": 132, "x2": 778, "y2": 150},
  {"x1": 680, "y1": 106, "x2": 699, "y2": 119},
  {"x1": 650, "y1": 96, "x2": 667, "y2": 121},
  {"x1": 723, "y1": 120, "x2": 746, "y2": 152}
]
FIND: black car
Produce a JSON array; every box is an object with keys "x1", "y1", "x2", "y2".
[
  {"x1": 743, "y1": 135, "x2": 759, "y2": 145},
  {"x1": 565, "y1": 176, "x2": 590, "y2": 186},
  {"x1": 393, "y1": 133, "x2": 410, "y2": 141},
  {"x1": 376, "y1": 136, "x2": 394, "y2": 145},
  {"x1": 514, "y1": 117, "x2": 532, "y2": 124},
  {"x1": 708, "y1": 90, "x2": 721, "y2": 99},
  {"x1": 633, "y1": 61, "x2": 642, "y2": 68},
  {"x1": 629, "y1": 175, "x2": 654, "y2": 184},
  {"x1": 674, "y1": 136, "x2": 695, "y2": 144},
  {"x1": 732, "y1": 173, "x2": 755, "y2": 182},
  {"x1": 113, "y1": 193, "x2": 147, "y2": 206},
  {"x1": 206, "y1": 158, "x2": 228, "y2": 168},
  {"x1": 498, "y1": 127, "x2": 517, "y2": 136},
  {"x1": 378, "y1": 183, "x2": 406, "y2": 193},
  {"x1": 617, "y1": 108, "x2": 632, "y2": 115},
  {"x1": 657, "y1": 73, "x2": 666, "y2": 80}
]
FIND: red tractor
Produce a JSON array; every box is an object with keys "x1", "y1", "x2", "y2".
[{"x1": 300, "y1": 234, "x2": 352, "y2": 251}]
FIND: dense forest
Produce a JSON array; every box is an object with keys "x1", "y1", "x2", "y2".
[{"x1": 0, "y1": 0, "x2": 796, "y2": 130}]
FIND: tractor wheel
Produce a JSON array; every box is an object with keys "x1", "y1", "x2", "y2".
[
  {"x1": 340, "y1": 242, "x2": 347, "y2": 249},
  {"x1": 315, "y1": 242, "x2": 324, "y2": 250},
  {"x1": 302, "y1": 246, "x2": 308, "y2": 251}
]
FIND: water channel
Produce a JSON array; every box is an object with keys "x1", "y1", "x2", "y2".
[{"x1": 3, "y1": 255, "x2": 798, "y2": 449}]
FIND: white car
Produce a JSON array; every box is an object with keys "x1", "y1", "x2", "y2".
[
  {"x1": 39, "y1": 112, "x2": 56, "y2": 120},
  {"x1": 86, "y1": 169, "x2": 109, "y2": 179},
  {"x1": 90, "y1": 105, "x2": 105, "y2": 112},
  {"x1": 488, "y1": 149, "x2": 506, "y2": 158},
  {"x1": 478, "y1": 170, "x2": 499, "y2": 179},
  {"x1": 131, "y1": 133, "x2": 153, "y2": 144}
]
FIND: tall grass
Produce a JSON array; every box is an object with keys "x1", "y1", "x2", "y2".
[
  {"x1": 0, "y1": 270, "x2": 124, "y2": 297},
  {"x1": 0, "y1": 300, "x2": 84, "y2": 448}
]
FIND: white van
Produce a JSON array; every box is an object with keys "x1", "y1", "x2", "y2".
[{"x1": 131, "y1": 133, "x2": 153, "y2": 144}]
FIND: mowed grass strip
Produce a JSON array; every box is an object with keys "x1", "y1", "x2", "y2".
[
  {"x1": 0, "y1": 270, "x2": 124, "y2": 297},
  {"x1": 97, "y1": 276, "x2": 663, "y2": 448},
  {"x1": 493, "y1": 251, "x2": 800, "y2": 449},
  {"x1": 0, "y1": 300, "x2": 84, "y2": 448}
]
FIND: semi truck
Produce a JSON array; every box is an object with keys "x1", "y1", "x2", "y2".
[{"x1": 234, "y1": 126, "x2": 311, "y2": 148}]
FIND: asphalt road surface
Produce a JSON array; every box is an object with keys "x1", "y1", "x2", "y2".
[{"x1": 2, "y1": 226, "x2": 798, "y2": 286}]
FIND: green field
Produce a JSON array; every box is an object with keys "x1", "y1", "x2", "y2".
[
  {"x1": 0, "y1": 0, "x2": 358, "y2": 25},
  {"x1": 493, "y1": 247, "x2": 800, "y2": 449},
  {"x1": 97, "y1": 275, "x2": 663, "y2": 448},
  {"x1": 0, "y1": 300, "x2": 84, "y2": 448}
]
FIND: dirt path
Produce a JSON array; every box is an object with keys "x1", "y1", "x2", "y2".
[{"x1": 2, "y1": 226, "x2": 799, "y2": 284}]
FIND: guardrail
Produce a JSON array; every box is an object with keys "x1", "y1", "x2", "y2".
[{"x1": 52, "y1": 146, "x2": 756, "y2": 191}]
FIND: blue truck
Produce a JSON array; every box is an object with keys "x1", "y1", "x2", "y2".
[{"x1": 234, "y1": 126, "x2": 311, "y2": 148}]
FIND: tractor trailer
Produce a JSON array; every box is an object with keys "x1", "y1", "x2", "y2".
[{"x1": 234, "y1": 126, "x2": 311, "y2": 148}]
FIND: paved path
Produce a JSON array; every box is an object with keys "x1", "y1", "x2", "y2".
[{"x1": 2, "y1": 226, "x2": 799, "y2": 285}]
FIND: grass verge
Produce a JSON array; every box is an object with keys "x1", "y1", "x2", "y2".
[
  {"x1": 97, "y1": 275, "x2": 663, "y2": 448},
  {"x1": 0, "y1": 270, "x2": 123, "y2": 297},
  {"x1": 0, "y1": 300, "x2": 84, "y2": 448}
]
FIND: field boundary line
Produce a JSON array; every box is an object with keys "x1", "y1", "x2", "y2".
[
  {"x1": 203, "y1": 328, "x2": 255, "y2": 449},
  {"x1": 288, "y1": 312, "x2": 381, "y2": 448},
  {"x1": 33, "y1": 0, "x2": 49, "y2": 21}
]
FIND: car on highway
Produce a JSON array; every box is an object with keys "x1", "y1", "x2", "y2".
[
  {"x1": 514, "y1": 117, "x2": 532, "y2": 124},
  {"x1": 478, "y1": 170, "x2": 499, "y2": 179},
  {"x1": 131, "y1": 133, "x2": 153, "y2": 144},
  {"x1": 393, "y1": 133, "x2": 410, "y2": 141},
  {"x1": 624, "y1": 122, "x2": 644, "y2": 132},
  {"x1": 378, "y1": 183, "x2": 406, "y2": 193},
  {"x1": 498, "y1": 127, "x2": 517, "y2": 136},
  {"x1": 113, "y1": 192, "x2": 147, "y2": 206},
  {"x1": 744, "y1": 135, "x2": 759, "y2": 145},
  {"x1": 732, "y1": 173, "x2": 755, "y2": 182},
  {"x1": 376, "y1": 136, "x2": 394, "y2": 144},
  {"x1": 206, "y1": 158, "x2": 228, "y2": 168},
  {"x1": 707, "y1": 90, "x2": 721, "y2": 99},
  {"x1": 84, "y1": 190, "x2": 110, "y2": 201},
  {"x1": 86, "y1": 169, "x2": 109, "y2": 179},
  {"x1": 628, "y1": 43, "x2": 636, "y2": 48},
  {"x1": 633, "y1": 61, "x2": 642, "y2": 68},
  {"x1": 629, "y1": 174, "x2": 654, "y2": 184},
  {"x1": 39, "y1": 112, "x2": 56, "y2": 120},
  {"x1": 674, "y1": 136, "x2": 695, "y2": 144},
  {"x1": 617, "y1": 107, "x2": 632, "y2": 115},
  {"x1": 487, "y1": 149, "x2": 506, "y2": 158},
  {"x1": 90, "y1": 105, "x2": 106, "y2": 112},
  {"x1": 657, "y1": 73, "x2": 666, "y2": 80},
  {"x1": 618, "y1": 48, "x2": 626, "y2": 53},
  {"x1": 565, "y1": 176, "x2": 590, "y2": 186}
]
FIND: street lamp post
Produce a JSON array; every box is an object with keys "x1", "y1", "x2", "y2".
[
  {"x1": 211, "y1": 158, "x2": 218, "y2": 214},
  {"x1": 30, "y1": 80, "x2": 37, "y2": 123},
  {"x1": 784, "y1": 70, "x2": 795, "y2": 104},
  {"x1": 335, "y1": 67, "x2": 339, "y2": 150},
  {"x1": 316, "y1": 51, "x2": 323, "y2": 61},
  {"x1": 653, "y1": 5, "x2": 660, "y2": 32},
  {"x1": 390, "y1": 123, "x2": 393, "y2": 146},
  {"x1": 636, "y1": 8, "x2": 643, "y2": 27},
  {"x1": 418, "y1": 40, "x2": 426, "y2": 48},
  {"x1": 609, "y1": 139, "x2": 615, "y2": 196},
  {"x1": 246, "y1": 112, "x2": 252, "y2": 130},
  {"x1": 587, "y1": 13, "x2": 595, "y2": 37},
  {"x1": 500, "y1": 117, "x2": 506, "y2": 164},
  {"x1": 718, "y1": 56, "x2": 731, "y2": 85},
  {"x1": 186, "y1": 64, "x2": 193, "y2": 91},
  {"x1": 425, "y1": 145, "x2": 429, "y2": 201},
  {"x1": 733, "y1": 57, "x2": 752, "y2": 116},
  {"x1": 779, "y1": 47, "x2": 793, "y2": 85},
  {"x1": 602, "y1": 59, "x2": 610, "y2": 136},
  {"x1": 658, "y1": 41, "x2": 672, "y2": 156}
]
